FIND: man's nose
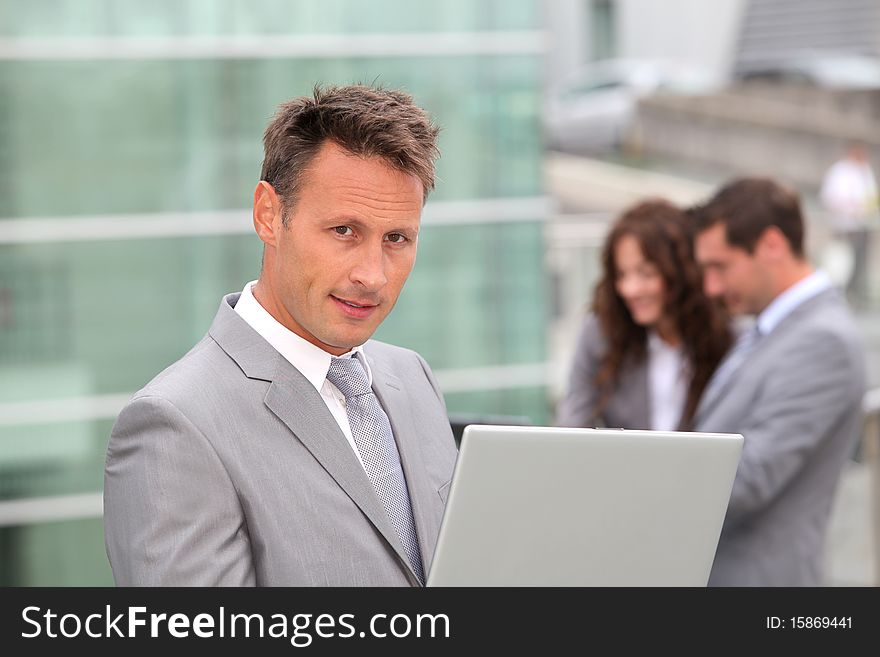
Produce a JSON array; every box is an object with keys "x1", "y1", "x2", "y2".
[
  {"x1": 703, "y1": 270, "x2": 723, "y2": 298},
  {"x1": 349, "y1": 242, "x2": 388, "y2": 291}
]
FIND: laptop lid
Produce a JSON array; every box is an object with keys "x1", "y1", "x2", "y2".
[{"x1": 426, "y1": 425, "x2": 743, "y2": 586}]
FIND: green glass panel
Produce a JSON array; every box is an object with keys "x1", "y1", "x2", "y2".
[
  {"x1": 0, "y1": 0, "x2": 545, "y2": 585},
  {"x1": 0, "y1": 55, "x2": 540, "y2": 218},
  {"x1": 0, "y1": 0, "x2": 539, "y2": 37}
]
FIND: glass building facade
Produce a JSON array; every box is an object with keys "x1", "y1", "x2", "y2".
[{"x1": 0, "y1": 1, "x2": 547, "y2": 584}]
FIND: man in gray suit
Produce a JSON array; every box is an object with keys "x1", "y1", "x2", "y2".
[
  {"x1": 692, "y1": 178, "x2": 866, "y2": 586},
  {"x1": 104, "y1": 85, "x2": 458, "y2": 586}
]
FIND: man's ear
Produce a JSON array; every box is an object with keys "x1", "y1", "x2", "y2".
[
  {"x1": 253, "y1": 181, "x2": 284, "y2": 246},
  {"x1": 754, "y1": 226, "x2": 789, "y2": 262}
]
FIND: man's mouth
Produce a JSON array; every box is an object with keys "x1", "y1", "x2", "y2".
[
  {"x1": 334, "y1": 296, "x2": 376, "y2": 309},
  {"x1": 331, "y1": 295, "x2": 379, "y2": 318}
]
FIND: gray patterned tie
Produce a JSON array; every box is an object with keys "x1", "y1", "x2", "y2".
[{"x1": 326, "y1": 355, "x2": 425, "y2": 584}]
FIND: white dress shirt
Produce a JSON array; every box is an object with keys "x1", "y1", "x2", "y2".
[
  {"x1": 233, "y1": 280, "x2": 369, "y2": 469},
  {"x1": 647, "y1": 330, "x2": 690, "y2": 431}
]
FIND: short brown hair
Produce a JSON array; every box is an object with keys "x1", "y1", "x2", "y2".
[
  {"x1": 260, "y1": 84, "x2": 440, "y2": 221},
  {"x1": 690, "y1": 177, "x2": 805, "y2": 257}
]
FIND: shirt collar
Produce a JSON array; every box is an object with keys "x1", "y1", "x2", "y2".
[
  {"x1": 756, "y1": 270, "x2": 832, "y2": 336},
  {"x1": 233, "y1": 280, "x2": 371, "y2": 392},
  {"x1": 647, "y1": 329, "x2": 683, "y2": 354}
]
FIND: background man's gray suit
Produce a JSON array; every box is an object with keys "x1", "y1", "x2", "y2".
[
  {"x1": 694, "y1": 288, "x2": 865, "y2": 586},
  {"x1": 104, "y1": 293, "x2": 458, "y2": 586}
]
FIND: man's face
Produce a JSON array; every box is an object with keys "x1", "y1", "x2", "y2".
[
  {"x1": 258, "y1": 141, "x2": 423, "y2": 355},
  {"x1": 695, "y1": 223, "x2": 770, "y2": 316}
]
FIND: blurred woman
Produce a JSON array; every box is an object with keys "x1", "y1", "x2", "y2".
[{"x1": 557, "y1": 199, "x2": 732, "y2": 431}]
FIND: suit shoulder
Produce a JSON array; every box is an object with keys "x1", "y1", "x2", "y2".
[
  {"x1": 363, "y1": 340, "x2": 442, "y2": 389},
  {"x1": 131, "y1": 334, "x2": 241, "y2": 406},
  {"x1": 363, "y1": 340, "x2": 424, "y2": 365},
  {"x1": 786, "y1": 294, "x2": 862, "y2": 351},
  {"x1": 574, "y1": 313, "x2": 608, "y2": 356},
  {"x1": 763, "y1": 296, "x2": 865, "y2": 391}
]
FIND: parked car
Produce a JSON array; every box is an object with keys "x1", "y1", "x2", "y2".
[
  {"x1": 542, "y1": 58, "x2": 717, "y2": 154},
  {"x1": 734, "y1": 52, "x2": 880, "y2": 89}
]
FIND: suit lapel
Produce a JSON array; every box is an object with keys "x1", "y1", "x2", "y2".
[
  {"x1": 209, "y1": 294, "x2": 418, "y2": 583},
  {"x1": 695, "y1": 289, "x2": 837, "y2": 424},
  {"x1": 696, "y1": 320, "x2": 758, "y2": 423},
  {"x1": 695, "y1": 341, "x2": 763, "y2": 424},
  {"x1": 696, "y1": 365, "x2": 734, "y2": 422},
  {"x1": 608, "y1": 357, "x2": 650, "y2": 429},
  {"x1": 264, "y1": 362, "x2": 419, "y2": 582},
  {"x1": 368, "y1": 354, "x2": 440, "y2": 576}
]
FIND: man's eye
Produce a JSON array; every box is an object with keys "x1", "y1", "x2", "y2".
[
  {"x1": 333, "y1": 226, "x2": 353, "y2": 236},
  {"x1": 386, "y1": 233, "x2": 407, "y2": 244}
]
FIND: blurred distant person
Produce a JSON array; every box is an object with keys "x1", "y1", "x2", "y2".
[
  {"x1": 104, "y1": 85, "x2": 457, "y2": 586},
  {"x1": 557, "y1": 199, "x2": 732, "y2": 431},
  {"x1": 692, "y1": 177, "x2": 866, "y2": 587},
  {"x1": 820, "y1": 142, "x2": 879, "y2": 304}
]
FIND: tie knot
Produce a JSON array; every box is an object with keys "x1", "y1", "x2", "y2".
[{"x1": 326, "y1": 356, "x2": 372, "y2": 399}]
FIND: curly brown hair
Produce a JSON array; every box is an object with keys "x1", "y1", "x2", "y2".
[{"x1": 592, "y1": 199, "x2": 732, "y2": 427}]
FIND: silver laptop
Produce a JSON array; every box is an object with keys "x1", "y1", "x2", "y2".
[{"x1": 426, "y1": 425, "x2": 743, "y2": 586}]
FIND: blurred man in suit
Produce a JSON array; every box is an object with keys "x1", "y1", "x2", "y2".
[
  {"x1": 692, "y1": 177, "x2": 865, "y2": 586},
  {"x1": 104, "y1": 84, "x2": 457, "y2": 586}
]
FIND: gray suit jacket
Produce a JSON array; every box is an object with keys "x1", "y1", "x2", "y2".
[
  {"x1": 556, "y1": 314, "x2": 652, "y2": 429},
  {"x1": 695, "y1": 288, "x2": 865, "y2": 586},
  {"x1": 104, "y1": 293, "x2": 458, "y2": 586}
]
